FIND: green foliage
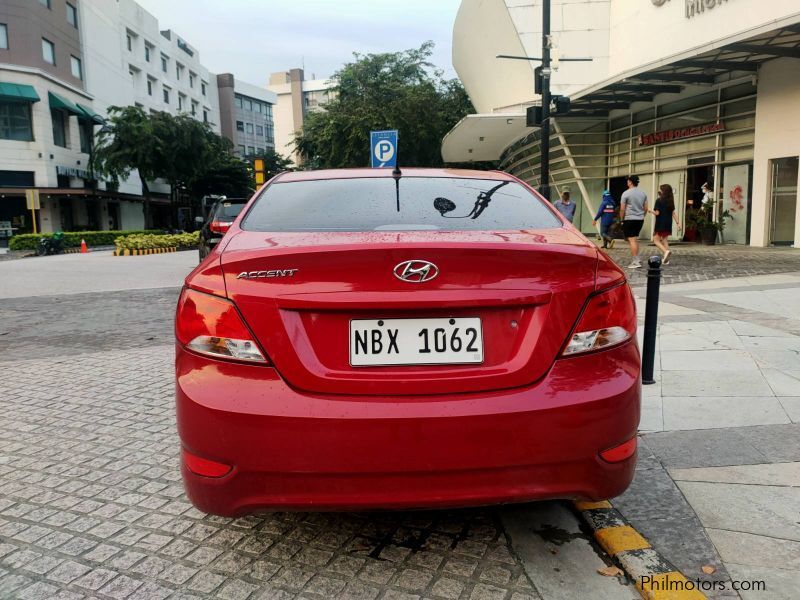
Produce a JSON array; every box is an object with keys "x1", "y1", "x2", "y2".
[
  {"x1": 687, "y1": 199, "x2": 730, "y2": 233},
  {"x1": 115, "y1": 231, "x2": 199, "y2": 251},
  {"x1": 9, "y1": 230, "x2": 164, "y2": 251},
  {"x1": 294, "y1": 42, "x2": 480, "y2": 169}
]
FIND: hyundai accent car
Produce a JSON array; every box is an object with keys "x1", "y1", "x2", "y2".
[{"x1": 175, "y1": 168, "x2": 640, "y2": 516}]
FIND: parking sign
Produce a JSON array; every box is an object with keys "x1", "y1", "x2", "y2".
[{"x1": 370, "y1": 130, "x2": 398, "y2": 168}]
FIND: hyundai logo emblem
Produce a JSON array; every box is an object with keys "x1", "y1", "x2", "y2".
[{"x1": 394, "y1": 260, "x2": 439, "y2": 283}]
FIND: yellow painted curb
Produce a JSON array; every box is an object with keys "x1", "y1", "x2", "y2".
[
  {"x1": 595, "y1": 525, "x2": 651, "y2": 555},
  {"x1": 574, "y1": 500, "x2": 612, "y2": 511},
  {"x1": 637, "y1": 571, "x2": 708, "y2": 600}
]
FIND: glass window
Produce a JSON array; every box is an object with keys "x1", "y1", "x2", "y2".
[
  {"x1": 236, "y1": 121, "x2": 244, "y2": 132},
  {"x1": 70, "y1": 56, "x2": 82, "y2": 80},
  {"x1": 189, "y1": 73, "x2": 195, "y2": 88},
  {"x1": 201, "y1": 81, "x2": 207, "y2": 96},
  {"x1": 245, "y1": 99, "x2": 252, "y2": 111},
  {"x1": 127, "y1": 34, "x2": 132, "y2": 52},
  {"x1": 245, "y1": 123, "x2": 254, "y2": 134},
  {"x1": 203, "y1": 109, "x2": 208, "y2": 123},
  {"x1": 51, "y1": 109, "x2": 68, "y2": 147},
  {"x1": 161, "y1": 55, "x2": 168, "y2": 72},
  {"x1": 237, "y1": 144, "x2": 245, "y2": 155},
  {"x1": 176, "y1": 63, "x2": 183, "y2": 79},
  {"x1": 0, "y1": 101, "x2": 34, "y2": 141},
  {"x1": 144, "y1": 44, "x2": 151, "y2": 62},
  {"x1": 0, "y1": 24, "x2": 7, "y2": 50},
  {"x1": 247, "y1": 146, "x2": 255, "y2": 155},
  {"x1": 254, "y1": 102, "x2": 261, "y2": 113},
  {"x1": 191, "y1": 101, "x2": 197, "y2": 116},
  {"x1": 42, "y1": 38, "x2": 55, "y2": 65},
  {"x1": 66, "y1": 3, "x2": 77, "y2": 26},
  {"x1": 234, "y1": 96, "x2": 242, "y2": 108},
  {"x1": 79, "y1": 120, "x2": 93, "y2": 154},
  {"x1": 256, "y1": 147, "x2": 264, "y2": 155},
  {"x1": 163, "y1": 87, "x2": 170, "y2": 104},
  {"x1": 256, "y1": 125, "x2": 263, "y2": 136},
  {"x1": 242, "y1": 178, "x2": 563, "y2": 232},
  {"x1": 147, "y1": 79, "x2": 153, "y2": 96},
  {"x1": 39, "y1": 0, "x2": 51, "y2": 8},
  {"x1": 178, "y1": 94, "x2": 184, "y2": 110}
]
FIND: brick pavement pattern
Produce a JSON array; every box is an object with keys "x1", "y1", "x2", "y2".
[{"x1": 0, "y1": 346, "x2": 540, "y2": 600}]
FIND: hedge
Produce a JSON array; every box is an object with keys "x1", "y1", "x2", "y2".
[
  {"x1": 9, "y1": 229, "x2": 166, "y2": 251},
  {"x1": 114, "y1": 231, "x2": 199, "y2": 251}
]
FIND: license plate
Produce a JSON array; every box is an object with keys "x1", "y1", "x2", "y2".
[{"x1": 350, "y1": 318, "x2": 484, "y2": 366}]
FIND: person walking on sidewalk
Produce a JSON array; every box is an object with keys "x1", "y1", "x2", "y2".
[
  {"x1": 593, "y1": 190, "x2": 617, "y2": 249},
  {"x1": 650, "y1": 183, "x2": 681, "y2": 264},
  {"x1": 555, "y1": 191, "x2": 576, "y2": 223},
  {"x1": 620, "y1": 175, "x2": 648, "y2": 269}
]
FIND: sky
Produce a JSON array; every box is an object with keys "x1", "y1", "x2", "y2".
[{"x1": 134, "y1": 0, "x2": 462, "y2": 87}]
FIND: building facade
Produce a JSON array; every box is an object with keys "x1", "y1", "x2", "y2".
[
  {"x1": 0, "y1": 0, "x2": 275, "y2": 241},
  {"x1": 216, "y1": 74, "x2": 276, "y2": 159},
  {"x1": 267, "y1": 68, "x2": 334, "y2": 165},
  {"x1": 442, "y1": 0, "x2": 800, "y2": 248}
]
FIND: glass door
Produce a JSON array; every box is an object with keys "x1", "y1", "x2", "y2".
[
  {"x1": 722, "y1": 163, "x2": 752, "y2": 245},
  {"x1": 769, "y1": 157, "x2": 799, "y2": 246}
]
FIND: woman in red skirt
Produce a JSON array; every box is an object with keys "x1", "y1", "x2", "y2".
[{"x1": 650, "y1": 184, "x2": 681, "y2": 264}]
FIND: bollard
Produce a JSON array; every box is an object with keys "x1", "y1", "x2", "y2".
[{"x1": 641, "y1": 255, "x2": 662, "y2": 385}]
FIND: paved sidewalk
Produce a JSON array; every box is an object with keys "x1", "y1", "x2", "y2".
[{"x1": 614, "y1": 271, "x2": 800, "y2": 599}]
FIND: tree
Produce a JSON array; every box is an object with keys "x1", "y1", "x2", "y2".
[
  {"x1": 189, "y1": 137, "x2": 251, "y2": 199},
  {"x1": 294, "y1": 42, "x2": 480, "y2": 169}
]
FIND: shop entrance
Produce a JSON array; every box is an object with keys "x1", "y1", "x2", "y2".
[
  {"x1": 685, "y1": 159, "x2": 714, "y2": 211},
  {"x1": 608, "y1": 176, "x2": 628, "y2": 206},
  {"x1": 769, "y1": 156, "x2": 799, "y2": 246}
]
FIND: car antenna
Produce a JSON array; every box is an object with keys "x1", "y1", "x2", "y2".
[{"x1": 392, "y1": 165, "x2": 401, "y2": 213}]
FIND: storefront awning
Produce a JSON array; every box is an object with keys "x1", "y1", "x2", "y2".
[
  {"x1": 76, "y1": 103, "x2": 105, "y2": 124},
  {"x1": 48, "y1": 91, "x2": 83, "y2": 116},
  {"x1": 0, "y1": 82, "x2": 40, "y2": 103}
]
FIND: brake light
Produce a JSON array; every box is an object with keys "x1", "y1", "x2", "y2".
[
  {"x1": 562, "y1": 283, "x2": 636, "y2": 356},
  {"x1": 209, "y1": 221, "x2": 232, "y2": 234},
  {"x1": 175, "y1": 288, "x2": 268, "y2": 363}
]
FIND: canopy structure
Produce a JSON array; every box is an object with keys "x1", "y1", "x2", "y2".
[
  {"x1": 0, "y1": 82, "x2": 40, "y2": 103},
  {"x1": 76, "y1": 103, "x2": 105, "y2": 124},
  {"x1": 48, "y1": 91, "x2": 83, "y2": 116}
]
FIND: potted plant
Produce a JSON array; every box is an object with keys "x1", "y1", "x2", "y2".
[{"x1": 686, "y1": 199, "x2": 729, "y2": 245}]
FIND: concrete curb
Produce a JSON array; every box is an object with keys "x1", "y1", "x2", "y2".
[
  {"x1": 113, "y1": 247, "x2": 179, "y2": 256},
  {"x1": 573, "y1": 500, "x2": 708, "y2": 600}
]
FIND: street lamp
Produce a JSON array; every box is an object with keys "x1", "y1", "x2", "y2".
[{"x1": 497, "y1": 0, "x2": 591, "y2": 201}]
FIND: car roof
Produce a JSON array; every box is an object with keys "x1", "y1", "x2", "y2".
[{"x1": 274, "y1": 168, "x2": 514, "y2": 183}]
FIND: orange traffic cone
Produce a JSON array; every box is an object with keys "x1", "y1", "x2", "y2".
[{"x1": 80, "y1": 239, "x2": 88, "y2": 254}]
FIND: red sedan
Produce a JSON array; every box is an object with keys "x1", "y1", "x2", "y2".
[{"x1": 175, "y1": 168, "x2": 640, "y2": 516}]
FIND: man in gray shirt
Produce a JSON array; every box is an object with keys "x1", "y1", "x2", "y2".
[{"x1": 620, "y1": 175, "x2": 648, "y2": 268}]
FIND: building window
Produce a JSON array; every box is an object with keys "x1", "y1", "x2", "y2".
[
  {"x1": 51, "y1": 109, "x2": 68, "y2": 147},
  {"x1": 237, "y1": 144, "x2": 245, "y2": 155},
  {"x1": 42, "y1": 38, "x2": 55, "y2": 65},
  {"x1": 126, "y1": 34, "x2": 132, "y2": 51},
  {"x1": 203, "y1": 109, "x2": 208, "y2": 123},
  {"x1": 236, "y1": 120, "x2": 244, "y2": 132},
  {"x1": 147, "y1": 78, "x2": 153, "y2": 96},
  {"x1": 144, "y1": 43, "x2": 151, "y2": 62},
  {"x1": 0, "y1": 24, "x2": 7, "y2": 50},
  {"x1": 189, "y1": 72, "x2": 195, "y2": 88},
  {"x1": 66, "y1": 3, "x2": 77, "y2": 27},
  {"x1": 178, "y1": 94, "x2": 184, "y2": 111},
  {"x1": 79, "y1": 120, "x2": 93, "y2": 154},
  {"x1": 0, "y1": 101, "x2": 34, "y2": 141},
  {"x1": 257, "y1": 147, "x2": 264, "y2": 155},
  {"x1": 201, "y1": 81, "x2": 207, "y2": 96},
  {"x1": 247, "y1": 146, "x2": 255, "y2": 156},
  {"x1": 70, "y1": 56, "x2": 82, "y2": 80},
  {"x1": 245, "y1": 123, "x2": 253, "y2": 134},
  {"x1": 256, "y1": 125, "x2": 263, "y2": 137},
  {"x1": 161, "y1": 55, "x2": 168, "y2": 72},
  {"x1": 244, "y1": 98, "x2": 252, "y2": 111},
  {"x1": 176, "y1": 63, "x2": 183, "y2": 80},
  {"x1": 163, "y1": 87, "x2": 170, "y2": 104},
  {"x1": 235, "y1": 95, "x2": 242, "y2": 108},
  {"x1": 191, "y1": 101, "x2": 197, "y2": 116},
  {"x1": 39, "y1": 0, "x2": 51, "y2": 8}
]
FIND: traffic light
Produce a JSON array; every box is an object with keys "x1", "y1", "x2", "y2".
[{"x1": 253, "y1": 158, "x2": 266, "y2": 186}]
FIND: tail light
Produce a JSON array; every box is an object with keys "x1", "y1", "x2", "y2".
[
  {"x1": 209, "y1": 221, "x2": 232, "y2": 234},
  {"x1": 599, "y1": 437, "x2": 637, "y2": 463},
  {"x1": 562, "y1": 283, "x2": 636, "y2": 356},
  {"x1": 182, "y1": 448, "x2": 232, "y2": 477},
  {"x1": 175, "y1": 288, "x2": 268, "y2": 363}
]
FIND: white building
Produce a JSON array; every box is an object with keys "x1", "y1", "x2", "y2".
[
  {"x1": 443, "y1": 0, "x2": 800, "y2": 247},
  {"x1": 267, "y1": 68, "x2": 334, "y2": 165}
]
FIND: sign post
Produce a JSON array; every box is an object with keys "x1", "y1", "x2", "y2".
[
  {"x1": 25, "y1": 189, "x2": 40, "y2": 235},
  {"x1": 370, "y1": 130, "x2": 398, "y2": 168}
]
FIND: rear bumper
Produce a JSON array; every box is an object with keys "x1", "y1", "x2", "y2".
[{"x1": 176, "y1": 341, "x2": 640, "y2": 515}]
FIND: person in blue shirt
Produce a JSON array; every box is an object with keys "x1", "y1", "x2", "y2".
[
  {"x1": 593, "y1": 190, "x2": 617, "y2": 249},
  {"x1": 555, "y1": 191, "x2": 576, "y2": 223}
]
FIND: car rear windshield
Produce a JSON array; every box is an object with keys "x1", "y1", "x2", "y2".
[
  {"x1": 241, "y1": 177, "x2": 561, "y2": 232},
  {"x1": 214, "y1": 202, "x2": 245, "y2": 220}
]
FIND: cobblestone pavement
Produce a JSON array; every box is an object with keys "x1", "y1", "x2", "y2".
[
  {"x1": 0, "y1": 346, "x2": 540, "y2": 600},
  {"x1": 599, "y1": 243, "x2": 800, "y2": 287}
]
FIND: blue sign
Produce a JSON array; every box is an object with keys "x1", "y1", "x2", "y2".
[{"x1": 370, "y1": 130, "x2": 398, "y2": 168}]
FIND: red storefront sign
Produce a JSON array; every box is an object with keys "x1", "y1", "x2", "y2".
[{"x1": 638, "y1": 122, "x2": 725, "y2": 146}]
